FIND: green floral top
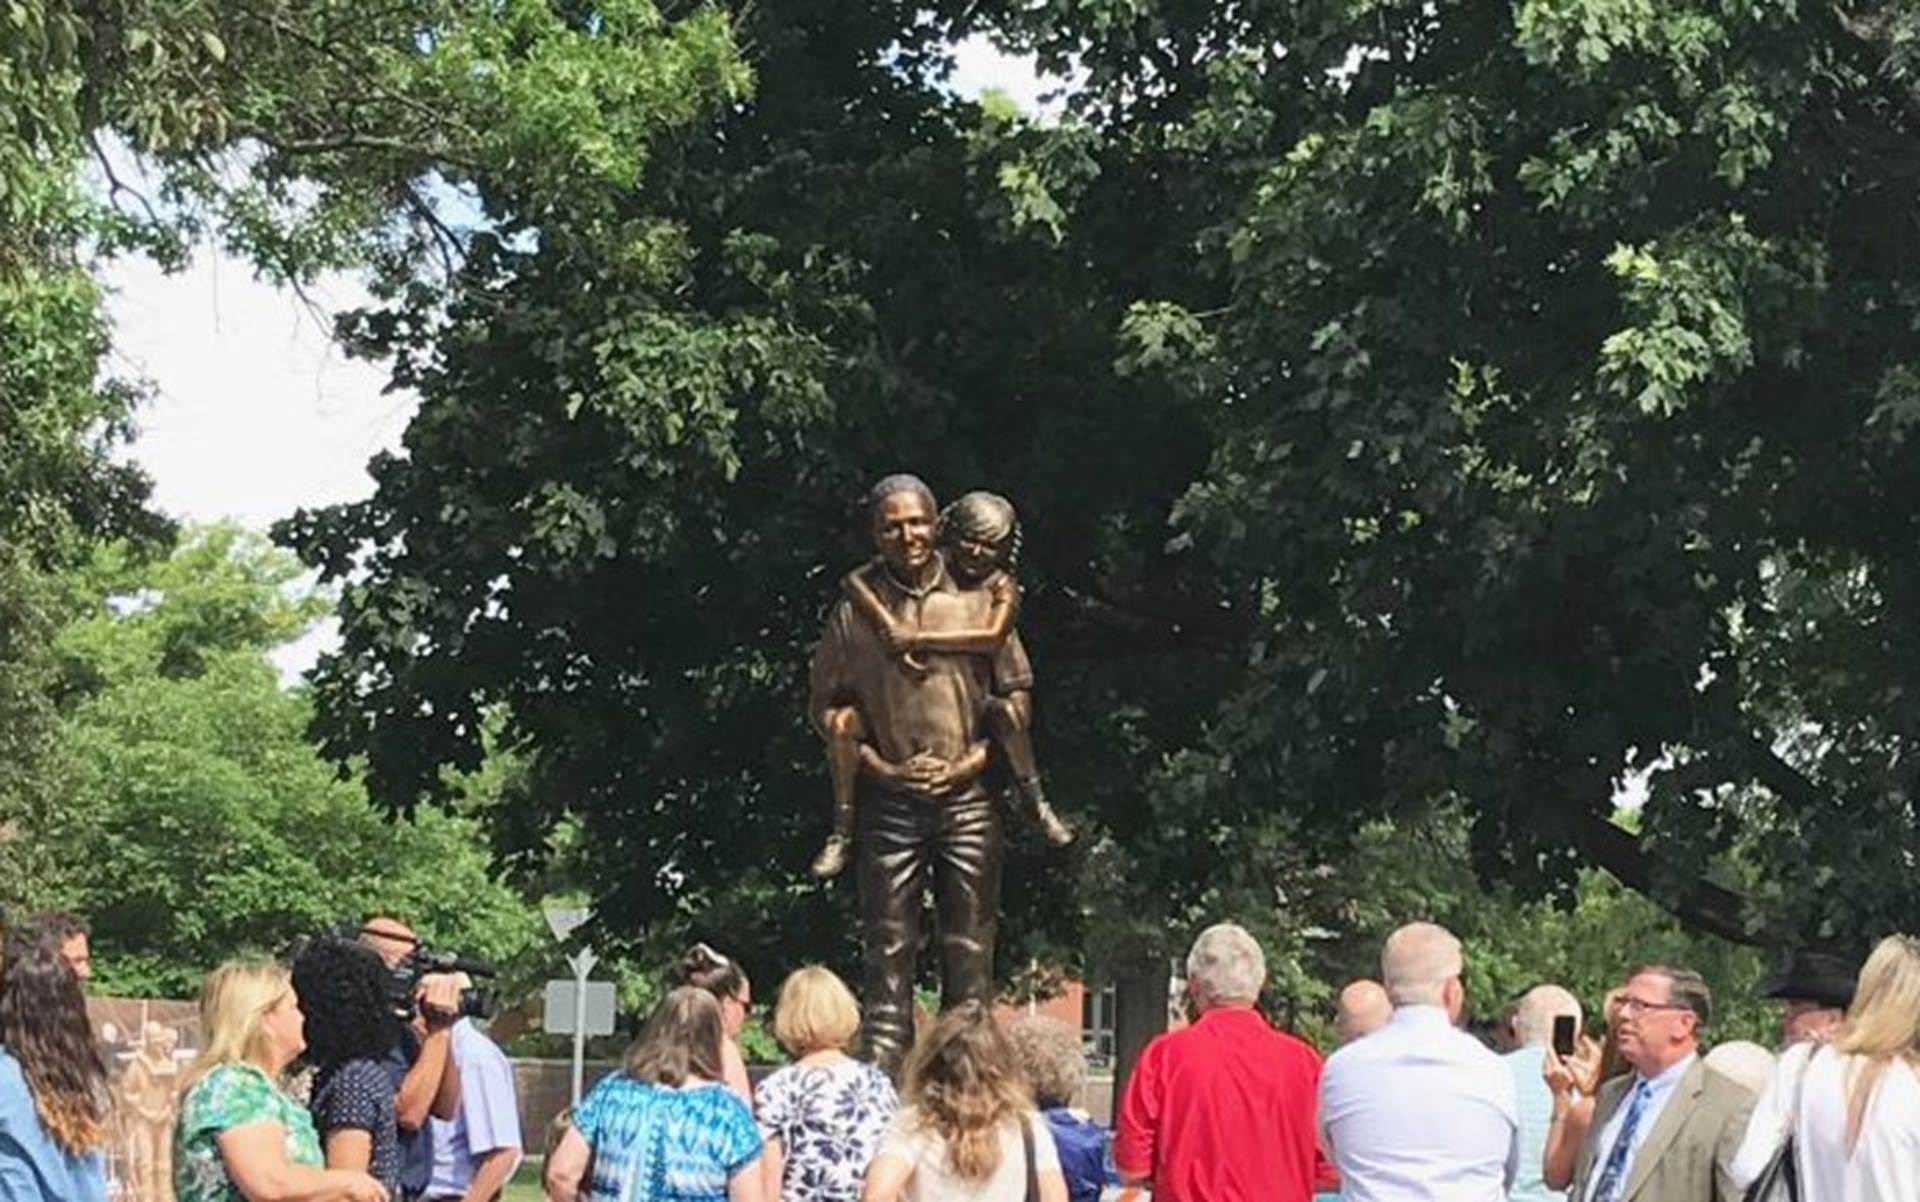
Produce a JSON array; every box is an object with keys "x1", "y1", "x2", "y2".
[{"x1": 175, "y1": 1063, "x2": 323, "y2": 1202}]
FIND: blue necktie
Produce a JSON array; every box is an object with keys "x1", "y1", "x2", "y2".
[{"x1": 1592, "y1": 1080, "x2": 1653, "y2": 1202}]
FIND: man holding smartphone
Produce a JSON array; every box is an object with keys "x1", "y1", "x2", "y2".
[{"x1": 1503, "y1": 985, "x2": 1584, "y2": 1202}]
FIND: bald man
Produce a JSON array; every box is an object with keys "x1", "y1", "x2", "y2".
[
  {"x1": 1504, "y1": 985, "x2": 1582, "y2": 1202},
  {"x1": 1320, "y1": 923, "x2": 1518, "y2": 1201},
  {"x1": 1336, "y1": 980, "x2": 1393, "y2": 1044}
]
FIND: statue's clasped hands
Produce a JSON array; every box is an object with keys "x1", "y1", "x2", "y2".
[{"x1": 874, "y1": 745, "x2": 989, "y2": 797}]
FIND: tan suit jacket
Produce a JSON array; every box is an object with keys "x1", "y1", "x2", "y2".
[{"x1": 1572, "y1": 1057, "x2": 1757, "y2": 1202}]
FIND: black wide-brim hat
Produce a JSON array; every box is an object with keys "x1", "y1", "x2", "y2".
[{"x1": 1757, "y1": 948, "x2": 1858, "y2": 1009}]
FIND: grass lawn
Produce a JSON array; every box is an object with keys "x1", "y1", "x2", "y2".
[{"x1": 501, "y1": 1155, "x2": 544, "y2": 1202}]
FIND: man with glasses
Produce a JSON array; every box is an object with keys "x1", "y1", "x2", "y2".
[{"x1": 1571, "y1": 965, "x2": 1756, "y2": 1202}]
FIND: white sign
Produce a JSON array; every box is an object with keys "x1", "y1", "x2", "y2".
[
  {"x1": 543, "y1": 980, "x2": 617, "y2": 1036},
  {"x1": 544, "y1": 906, "x2": 594, "y2": 943}
]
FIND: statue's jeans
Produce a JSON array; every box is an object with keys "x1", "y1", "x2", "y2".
[{"x1": 855, "y1": 784, "x2": 1002, "y2": 1075}]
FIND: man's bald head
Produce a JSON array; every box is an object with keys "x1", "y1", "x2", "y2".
[
  {"x1": 1382, "y1": 922, "x2": 1466, "y2": 1016},
  {"x1": 360, "y1": 915, "x2": 418, "y2": 968},
  {"x1": 1336, "y1": 978, "x2": 1393, "y2": 1044},
  {"x1": 1511, "y1": 984, "x2": 1582, "y2": 1047}
]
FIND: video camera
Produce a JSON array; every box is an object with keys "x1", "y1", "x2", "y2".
[
  {"x1": 387, "y1": 938, "x2": 501, "y2": 1024},
  {"x1": 288, "y1": 924, "x2": 501, "y2": 1023}
]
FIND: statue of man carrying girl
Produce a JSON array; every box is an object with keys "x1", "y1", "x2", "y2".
[{"x1": 806, "y1": 474, "x2": 1073, "y2": 1073}]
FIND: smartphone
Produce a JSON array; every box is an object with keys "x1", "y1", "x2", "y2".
[{"x1": 1552, "y1": 1014, "x2": 1577, "y2": 1057}]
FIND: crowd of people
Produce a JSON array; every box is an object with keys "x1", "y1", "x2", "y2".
[
  {"x1": 0, "y1": 912, "x2": 522, "y2": 1202},
  {"x1": 1, "y1": 909, "x2": 1916, "y2": 1202}
]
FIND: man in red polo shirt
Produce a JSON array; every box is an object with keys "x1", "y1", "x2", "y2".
[{"x1": 1115, "y1": 922, "x2": 1330, "y2": 1202}]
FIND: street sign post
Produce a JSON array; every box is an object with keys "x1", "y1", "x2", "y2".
[{"x1": 541, "y1": 906, "x2": 602, "y2": 1105}]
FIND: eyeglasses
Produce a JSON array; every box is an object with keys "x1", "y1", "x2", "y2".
[{"x1": 1616, "y1": 995, "x2": 1692, "y2": 1016}]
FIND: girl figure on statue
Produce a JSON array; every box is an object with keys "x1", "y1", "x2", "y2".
[{"x1": 813, "y1": 490, "x2": 1074, "y2": 880}]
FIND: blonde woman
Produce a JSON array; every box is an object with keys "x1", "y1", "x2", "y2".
[
  {"x1": 174, "y1": 960, "x2": 387, "y2": 1202},
  {"x1": 862, "y1": 1003, "x2": 1066, "y2": 1202},
  {"x1": 1730, "y1": 934, "x2": 1920, "y2": 1201},
  {"x1": 754, "y1": 967, "x2": 897, "y2": 1202}
]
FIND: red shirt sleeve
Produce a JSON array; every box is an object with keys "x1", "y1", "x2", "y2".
[
  {"x1": 1294, "y1": 1038, "x2": 1337, "y2": 1190},
  {"x1": 1113, "y1": 1039, "x2": 1162, "y2": 1181}
]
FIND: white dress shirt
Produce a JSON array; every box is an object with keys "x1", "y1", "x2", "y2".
[
  {"x1": 1728, "y1": 1041, "x2": 1920, "y2": 1202},
  {"x1": 1319, "y1": 1005, "x2": 1519, "y2": 1201},
  {"x1": 1583, "y1": 1052, "x2": 1694, "y2": 1201}
]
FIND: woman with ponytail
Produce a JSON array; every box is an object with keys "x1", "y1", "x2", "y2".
[
  {"x1": 862, "y1": 1003, "x2": 1066, "y2": 1202},
  {"x1": 677, "y1": 944, "x2": 756, "y2": 1107},
  {"x1": 0, "y1": 939, "x2": 108, "y2": 1201}
]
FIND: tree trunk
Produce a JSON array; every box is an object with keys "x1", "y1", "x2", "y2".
[{"x1": 1111, "y1": 946, "x2": 1170, "y2": 1107}]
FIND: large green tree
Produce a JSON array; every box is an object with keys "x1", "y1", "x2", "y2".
[
  {"x1": 282, "y1": 0, "x2": 1920, "y2": 980},
  {"x1": 987, "y1": 0, "x2": 1920, "y2": 949},
  {"x1": 0, "y1": 5, "x2": 168, "y2": 909},
  {"x1": 278, "y1": 0, "x2": 1221, "y2": 979},
  {"x1": 0, "y1": 0, "x2": 751, "y2": 924},
  {"x1": 50, "y1": 527, "x2": 542, "y2": 998},
  {"x1": 309, "y1": 0, "x2": 1920, "y2": 981}
]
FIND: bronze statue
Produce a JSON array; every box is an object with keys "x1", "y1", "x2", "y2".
[
  {"x1": 807, "y1": 475, "x2": 1072, "y2": 1073},
  {"x1": 813, "y1": 489, "x2": 1074, "y2": 878}
]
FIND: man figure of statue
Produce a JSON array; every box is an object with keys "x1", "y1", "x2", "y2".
[{"x1": 808, "y1": 474, "x2": 1034, "y2": 1074}]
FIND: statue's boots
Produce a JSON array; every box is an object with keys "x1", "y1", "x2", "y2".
[
  {"x1": 1018, "y1": 778, "x2": 1076, "y2": 846},
  {"x1": 811, "y1": 833, "x2": 852, "y2": 879}
]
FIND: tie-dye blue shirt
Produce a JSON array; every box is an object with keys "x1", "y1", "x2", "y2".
[{"x1": 572, "y1": 1076, "x2": 761, "y2": 1202}]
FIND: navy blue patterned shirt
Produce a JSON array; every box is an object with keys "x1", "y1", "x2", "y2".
[
  {"x1": 754, "y1": 1059, "x2": 898, "y2": 1202},
  {"x1": 312, "y1": 1058, "x2": 401, "y2": 1197}
]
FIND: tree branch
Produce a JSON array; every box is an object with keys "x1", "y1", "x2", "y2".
[
  {"x1": 87, "y1": 132, "x2": 164, "y2": 227},
  {"x1": 401, "y1": 182, "x2": 464, "y2": 282},
  {"x1": 1570, "y1": 810, "x2": 1765, "y2": 946},
  {"x1": 251, "y1": 132, "x2": 483, "y2": 174},
  {"x1": 1742, "y1": 733, "x2": 1838, "y2": 815}
]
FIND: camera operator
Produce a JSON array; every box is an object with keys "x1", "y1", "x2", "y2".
[{"x1": 358, "y1": 917, "x2": 463, "y2": 1202}]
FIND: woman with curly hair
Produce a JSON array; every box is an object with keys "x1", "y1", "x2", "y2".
[
  {"x1": 0, "y1": 938, "x2": 108, "y2": 1201},
  {"x1": 545, "y1": 987, "x2": 764, "y2": 1202},
  {"x1": 677, "y1": 944, "x2": 756, "y2": 1106},
  {"x1": 1002, "y1": 1017, "x2": 1108, "y2": 1202},
  {"x1": 863, "y1": 1003, "x2": 1066, "y2": 1202},
  {"x1": 175, "y1": 959, "x2": 385, "y2": 1202},
  {"x1": 292, "y1": 939, "x2": 404, "y2": 1199}
]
